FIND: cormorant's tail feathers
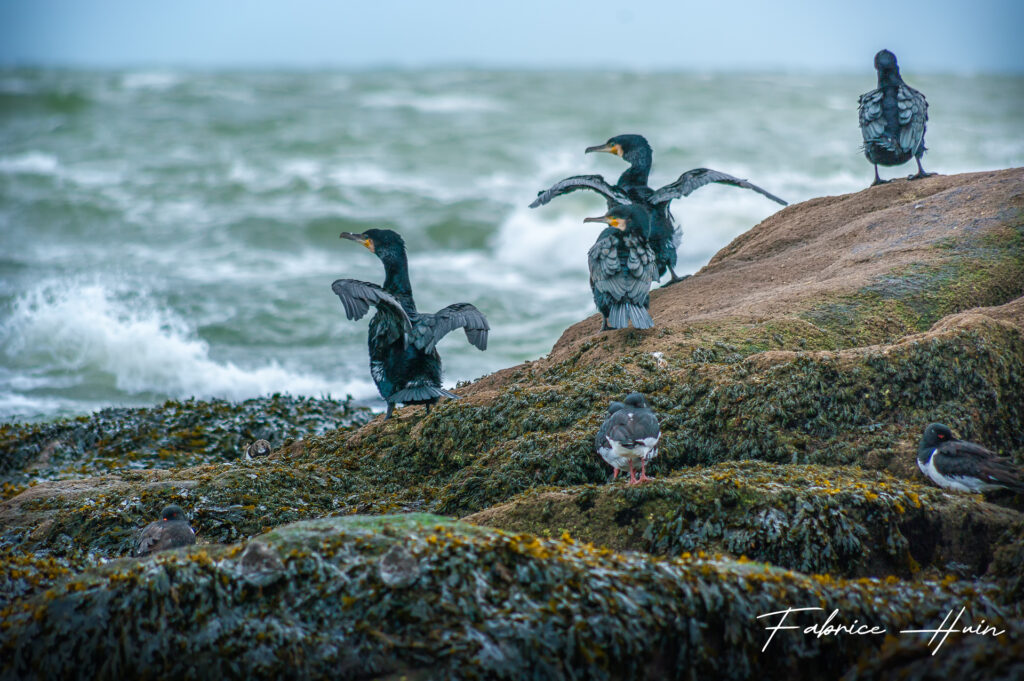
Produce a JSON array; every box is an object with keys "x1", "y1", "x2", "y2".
[
  {"x1": 607, "y1": 304, "x2": 653, "y2": 330},
  {"x1": 389, "y1": 383, "x2": 460, "y2": 405}
]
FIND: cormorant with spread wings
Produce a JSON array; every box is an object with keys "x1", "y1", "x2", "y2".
[
  {"x1": 858, "y1": 49, "x2": 932, "y2": 187},
  {"x1": 530, "y1": 134, "x2": 787, "y2": 284},
  {"x1": 332, "y1": 229, "x2": 489, "y2": 419}
]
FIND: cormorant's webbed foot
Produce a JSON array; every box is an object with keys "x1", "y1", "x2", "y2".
[
  {"x1": 385, "y1": 403, "x2": 395, "y2": 420},
  {"x1": 662, "y1": 271, "x2": 692, "y2": 287},
  {"x1": 600, "y1": 318, "x2": 611, "y2": 332},
  {"x1": 425, "y1": 402, "x2": 431, "y2": 415},
  {"x1": 870, "y1": 165, "x2": 889, "y2": 187},
  {"x1": 908, "y1": 157, "x2": 935, "y2": 181}
]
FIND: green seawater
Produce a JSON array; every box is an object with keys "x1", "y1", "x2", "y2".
[{"x1": 1, "y1": 68, "x2": 1022, "y2": 421}]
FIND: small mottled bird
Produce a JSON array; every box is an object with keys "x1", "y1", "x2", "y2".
[
  {"x1": 244, "y1": 439, "x2": 272, "y2": 459},
  {"x1": 332, "y1": 229, "x2": 489, "y2": 419},
  {"x1": 531, "y1": 133, "x2": 787, "y2": 283},
  {"x1": 858, "y1": 49, "x2": 932, "y2": 186},
  {"x1": 917, "y1": 423, "x2": 1024, "y2": 494},
  {"x1": 585, "y1": 204, "x2": 658, "y2": 330},
  {"x1": 134, "y1": 505, "x2": 196, "y2": 556},
  {"x1": 595, "y1": 393, "x2": 661, "y2": 484}
]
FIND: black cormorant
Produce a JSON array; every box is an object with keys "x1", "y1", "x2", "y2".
[
  {"x1": 917, "y1": 423, "x2": 1024, "y2": 494},
  {"x1": 858, "y1": 49, "x2": 932, "y2": 186},
  {"x1": 595, "y1": 392, "x2": 661, "y2": 484},
  {"x1": 584, "y1": 204, "x2": 658, "y2": 330},
  {"x1": 135, "y1": 505, "x2": 196, "y2": 557},
  {"x1": 332, "y1": 229, "x2": 489, "y2": 419},
  {"x1": 531, "y1": 133, "x2": 787, "y2": 284}
]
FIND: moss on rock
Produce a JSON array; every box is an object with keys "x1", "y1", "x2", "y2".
[
  {"x1": 1, "y1": 515, "x2": 1018, "y2": 681},
  {"x1": 464, "y1": 462, "x2": 1022, "y2": 579}
]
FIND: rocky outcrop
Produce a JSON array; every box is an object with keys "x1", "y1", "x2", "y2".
[{"x1": 1, "y1": 170, "x2": 1023, "y2": 679}]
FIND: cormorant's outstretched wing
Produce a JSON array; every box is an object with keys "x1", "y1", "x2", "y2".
[
  {"x1": 649, "y1": 168, "x2": 788, "y2": 206},
  {"x1": 529, "y1": 175, "x2": 633, "y2": 209},
  {"x1": 858, "y1": 88, "x2": 887, "y2": 143},
  {"x1": 410, "y1": 303, "x2": 489, "y2": 353},
  {"x1": 896, "y1": 84, "x2": 928, "y2": 154},
  {"x1": 331, "y1": 279, "x2": 412, "y2": 345}
]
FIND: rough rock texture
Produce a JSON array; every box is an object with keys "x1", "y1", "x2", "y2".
[
  {"x1": 1, "y1": 170, "x2": 1023, "y2": 679},
  {"x1": 1, "y1": 515, "x2": 1019, "y2": 681}
]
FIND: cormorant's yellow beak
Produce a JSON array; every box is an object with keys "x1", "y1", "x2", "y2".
[
  {"x1": 583, "y1": 216, "x2": 626, "y2": 230},
  {"x1": 340, "y1": 232, "x2": 375, "y2": 252},
  {"x1": 585, "y1": 142, "x2": 622, "y2": 157}
]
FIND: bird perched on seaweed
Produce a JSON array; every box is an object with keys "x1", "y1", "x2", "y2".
[
  {"x1": 530, "y1": 133, "x2": 787, "y2": 284},
  {"x1": 332, "y1": 229, "x2": 489, "y2": 419},
  {"x1": 584, "y1": 204, "x2": 658, "y2": 330},
  {"x1": 595, "y1": 393, "x2": 661, "y2": 484},
  {"x1": 134, "y1": 505, "x2": 196, "y2": 557},
  {"x1": 244, "y1": 439, "x2": 271, "y2": 459},
  {"x1": 858, "y1": 49, "x2": 932, "y2": 186},
  {"x1": 917, "y1": 423, "x2": 1024, "y2": 494}
]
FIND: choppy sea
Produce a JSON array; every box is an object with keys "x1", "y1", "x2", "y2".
[{"x1": 2, "y1": 68, "x2": 1022, "y2": 422}]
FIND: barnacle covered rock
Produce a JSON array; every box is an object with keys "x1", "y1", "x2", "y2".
[{"x1": 1, "y1": 515, "x2": 1019, "y2": 681}]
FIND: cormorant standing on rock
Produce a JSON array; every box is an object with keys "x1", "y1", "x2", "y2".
[
  {"x1": 584, "y1": 204, "x2": 658, "y2": 330},
  {"x1": 134, "y1": 505, "x2": 196, "y2": 557},
  {"x1": 332, "y1": 229, "x2": 489, "y2": 419},
  {"x1": 917, "y1": 423, "x2": 1024, "y2": 494},
  {"x1": 595, "y1": 393, "x2": 661, "y2": 484},
  {"x1": 531, "y1": 133, "x2": 787, "y2": 284},
  {"x1": 858, "y1": 49, "x2": 932, "y2": 186}
]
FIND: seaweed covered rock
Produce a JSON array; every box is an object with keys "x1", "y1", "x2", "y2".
[
  {"x1": 1, "y1": 170, "x2": 1022, "y2": 563},
  {"x1": 1, "y1": 170, "x2": 1023, "y2": 679},
  {"x1": 465, "y1": 462, "x2": 1023, "y2": 578},
  {"x1": 0, "y1": 394, "x2": 370, "y2": 497},
  {"x1": 1, "y1": 515, "x2": 1018, "y2": 681}
]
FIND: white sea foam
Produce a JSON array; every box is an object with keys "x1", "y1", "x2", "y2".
[
  {"x1": 0, "y1": 152, "x2": 60, "y2": 175},
  {"x1": 1, "y1": 282, "x2": 376, "y2": 404},
  {"x1": 492, "y1": 206, "x2": 599, "y2": 275},
  {"x1": 360, "y1": 92, "x2": 503, "y2": 113},
  {"x1": 121, "y1": 72, "x2": 182, "y2": 91}
]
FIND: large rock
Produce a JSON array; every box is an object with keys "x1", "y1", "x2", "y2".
[
  {"x1": 1, "y1": 170, "x2": 1023, "y2": 679},
  {"x1": 0, "y1": 515, "x2": 1018, "y2": 681}
]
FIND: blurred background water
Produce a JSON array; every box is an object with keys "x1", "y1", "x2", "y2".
[{"x1": 2, "y1": 67, "x2": 1022, "y2": 422}]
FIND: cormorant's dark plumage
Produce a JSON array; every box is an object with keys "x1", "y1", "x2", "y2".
[
  {"x1": 858, "y1": 49, "x2": 932, "y2": 186},
  {"x1": 531, "y1": 134, "x2": 787, "y2": 284},
  {"x1": 332, "y1": 229, "x2": 489, "y2": 419},
  {"x1": 595, "y1": 392, "x2": 661, "y2": 484},
  {"x1": 584, "y1": 204, "x2": 658, "y2": 330},
  {"x1": 134, "y1": 505, "x2": 196, "y2": 557},
  {"x1": 917, "y1": 423, "x2": 1024, "y2": 494}
]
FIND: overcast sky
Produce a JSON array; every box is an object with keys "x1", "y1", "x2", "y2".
[{"x1": 2, "y1": 0, "x2": 1022, "y2": 72}]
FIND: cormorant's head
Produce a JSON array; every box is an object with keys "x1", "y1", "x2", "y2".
[
  {"x1": 874, "y1": 49, "x2": 898, "y2": 72},
  {"x1": 623, "y1": 392, "x2": 649, "y2": 409},
  {"x1": 586, "y1": 134, "x2": 652, "y2": 168},
  {"x1": 340, "y1": 228, "x2": 407, "y2": 265},
  {"x1": 161, "y1": 505, "x2": 186, "y2": 522},
  {"x1": 583, "y1": 204, "x2": 652, "y2": 237},
  {"x1": 921, "y1": 423, "x2": 954, "y2": 449}
]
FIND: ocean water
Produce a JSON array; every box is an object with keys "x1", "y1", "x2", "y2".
[{"x1": 2, "y1": 68, "x2": 1022, "y2": 422}]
